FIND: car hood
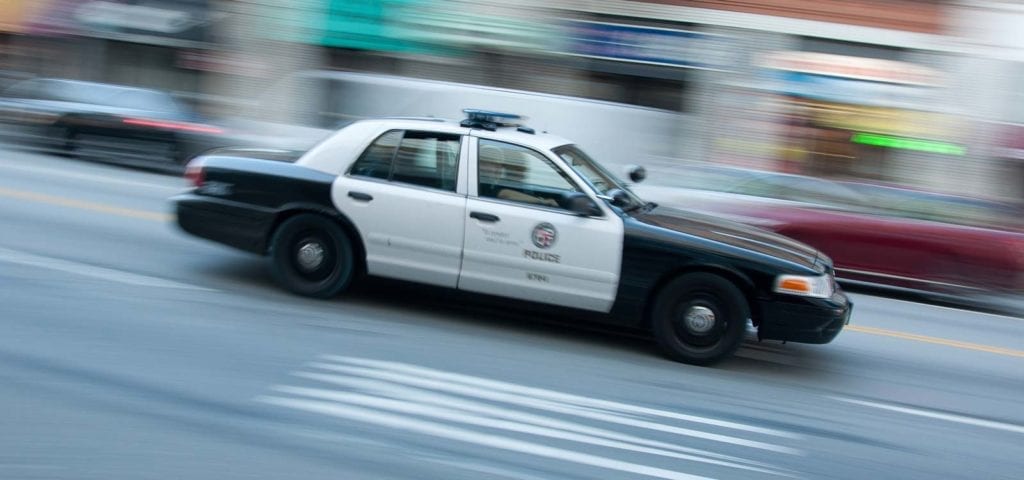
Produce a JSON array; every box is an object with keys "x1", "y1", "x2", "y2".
[{"x1": 630, "y1": 205, "x2": 828, "y2": 272}]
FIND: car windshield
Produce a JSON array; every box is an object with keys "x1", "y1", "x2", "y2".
[{"x1": 553, "y1": 144, "x2": 646, "y2": 210}]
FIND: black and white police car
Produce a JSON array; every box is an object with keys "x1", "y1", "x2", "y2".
[{"x1": 173, "y1": 110, "x2": 851, "y2": 365}]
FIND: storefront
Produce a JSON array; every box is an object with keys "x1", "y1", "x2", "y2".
[
  {"x1": 760, "y1": 51, "x2": 960, "y2": 181},
  {"x1": 7, "y1": 0, "x2": 218, "y2": 93},
  {"x1": 554, "y1": 18, "x2": 732, "y2": 112}
]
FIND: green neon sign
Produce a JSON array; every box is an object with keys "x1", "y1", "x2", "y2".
[{"x1": 851, "y1": 133, "x2": 966, "y2": 156}]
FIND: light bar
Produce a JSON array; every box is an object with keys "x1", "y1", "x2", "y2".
[
  {"x1": 851, "y1": 133, "x2": 965, "y2": 156},
  {"x1": 462, "y1": 109, "x2": 525, "y2": 126}
]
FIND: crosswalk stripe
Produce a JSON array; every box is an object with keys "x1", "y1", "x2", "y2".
[
  {"x1": 322, "y1": 355, "x2": 799, "y2": 438},
  {"x1": 308, "y1": 361, "x2": 802, "y2": 454},
  {"x1": 259, "y1": 396, "x2": 722, "y2": 480}
]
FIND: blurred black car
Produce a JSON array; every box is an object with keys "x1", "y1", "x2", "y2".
[{"x1": 0, "y1": 78, "x2": 229, "y2": 170}]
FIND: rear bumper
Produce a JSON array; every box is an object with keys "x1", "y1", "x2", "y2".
[
  {"x1": 173, "y1": 193, "x2": 275, "y2": 254},
  {"x1": 757, "y1": 290, "x2": 852, "y2": 344}
]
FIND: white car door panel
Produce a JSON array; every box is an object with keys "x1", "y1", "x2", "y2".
[
  {"x1": 330, "y1": 129, "x2": 469, "y2": 288},
  {"x1": 460, "y1": 198, "x2": 622, "y2": 312},
  {"x1": 333, "y1": 178, "x2": 467, "y2": 287}
]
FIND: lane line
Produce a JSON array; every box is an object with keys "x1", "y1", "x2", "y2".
[
  {"x1": 846, "y1": 325, "x2": 1024, "y2": 358},
  {"x1": 0, "y1": 162, "x2": 182, "y2": 191},
  {"x1": 273, "y1": 385, "x2": 792, "y2": 476},
  {"x1": 258, "y1": 396, "x2": 720, "y2": 480},
  {"x1": 832, "y1": 397, "x2": 1024, "y2": 435},
  {"x1": 0, "y1": 246, "x2": 214, "y2": 291},
  {"x1": 0, "y1": 186, "x2": 172, "y2": 222}
]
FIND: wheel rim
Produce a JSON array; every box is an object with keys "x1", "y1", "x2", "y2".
[
  {"x1": 683, "y1": 305, "x2": 716, "y2": 334},
  {"x1": 672, "y1": 296, "x2": 725, "y2": 348},
  {"x1": 291, "y1": 232, "x2": 336, "y2": 282},
  {"x1": 296, "y1": 241, "x2": 326, "y2": 271}
]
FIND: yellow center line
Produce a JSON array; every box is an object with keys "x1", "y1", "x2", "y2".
[
  {"x1": 847, "y1": 325, "x2": 1024, "y2": 358},
  {"x1": 0, "y1": 186, "x2": 172, "y2": 222}
]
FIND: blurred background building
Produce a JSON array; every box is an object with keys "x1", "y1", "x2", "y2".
[{"x1": 1, "y1": 0, "x2": 1023, "y2": 202}]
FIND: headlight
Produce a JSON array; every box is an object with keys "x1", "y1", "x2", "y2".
[{"x1": 774, "y1": 274, "x2": 834, "y2": 298}]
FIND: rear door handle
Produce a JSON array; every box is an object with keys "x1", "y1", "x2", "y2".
[
  {"x1": 348, "y1": 191, "x2": 373, "y2": 201},
  {"x1": 470, "y1": 211, "x2": 500, "y2": 222}
]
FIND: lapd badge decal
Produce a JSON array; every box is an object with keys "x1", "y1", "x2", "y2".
[{"x1": 531, "y1": 223, "x2": 557, "y2": 249}]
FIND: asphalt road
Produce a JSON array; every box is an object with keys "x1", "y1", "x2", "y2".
[{"x1": 1, "y1": 146, "x2": 1022, "y2": 480}]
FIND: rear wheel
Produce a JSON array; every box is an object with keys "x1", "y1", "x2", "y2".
[
  {"x1": 269, "y1": 214, "x2": 355, "y2": 298},
  {"x1": 651, "y1": 273, "x2": 749, "y2": 366}
]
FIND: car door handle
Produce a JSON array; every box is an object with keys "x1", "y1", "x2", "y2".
[
  {"x1": 348, "y1": 191, "x2": 373, "y2": 202},
  {"x1": 470, "y1": 211, "x2": 500, "y2": 222}
]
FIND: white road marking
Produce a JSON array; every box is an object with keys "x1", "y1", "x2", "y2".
[
  {"x1": 0, "y1": 246, "x2": 214, "y2": 291},
  {"x1": 307, "y1": 361, "x2": 799, "y2": 454},
  {"x1": 291, "y1": 371, "x2": 783, "y2": 470},
  {"x1": 832, "y1": 397, "x2": 1024, "y2": 435},
  {"x1": 258, "y1": 356, "x2": 805, "y2": 480},
  {"x1": 0, "y1": 161, "x2": 182, "y2": 192},
  {"x1": 276, "y1": 384, "x2": 790, "y2": 476},
  {"x1": 259, "y1": 396, "x2": 720, "y2": 480},
  {"x1": 322, "y1": 355, "x2": 799, "y2": 439}
]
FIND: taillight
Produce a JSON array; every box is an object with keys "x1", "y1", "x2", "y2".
[
  {"x1": 123, "y1": 117, "x2": 225, "y2": 134},
  {"x1": 184, "y1": 158, "x2": 205, "y2": 187}
]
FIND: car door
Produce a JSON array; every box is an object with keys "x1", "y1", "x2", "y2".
[
  {"x1": 331, "y1": 129, "x2": 468, "y2": 288},
  {"x1": 458, "y1": 136, "x2": 624, "y2": 312}
]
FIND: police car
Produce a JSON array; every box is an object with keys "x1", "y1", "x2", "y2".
[{"x1": 173, "y1": 110, "x2": 851, "y2": 365}]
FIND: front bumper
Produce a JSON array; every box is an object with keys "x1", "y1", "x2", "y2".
[{"x1": 757, "y1": 289, "x2": 852, "y2": 344}]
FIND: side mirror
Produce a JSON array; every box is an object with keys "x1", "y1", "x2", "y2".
[
  {"x1": 564, "y1": 192, "x2": 603, "y2": 217},
  {"x1": 626, "y1": 165, "x2": 646, "y2": 184},
  {"x1": 605, "y1": 188, "x2": 631, "y2": 208}
]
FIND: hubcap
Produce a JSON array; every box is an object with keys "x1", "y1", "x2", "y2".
[
  {"x1": 296, "y1": 241, "x2": 326, "y2": 271},
  {"x1": 683, "y1": 305, "x2": 716, "y2": 334}
]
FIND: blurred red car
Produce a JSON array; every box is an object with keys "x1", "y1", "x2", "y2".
[{"x1": 634, "y1": 165, "x2": 1024, "y2": 298}]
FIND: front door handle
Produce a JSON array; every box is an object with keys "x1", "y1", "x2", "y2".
[
  {"x1": 470, "y1": 211, "x2": 500, "y2": 222},
  {"x1": 348, "y1": 191, "x2": 373, "y2": 202}
]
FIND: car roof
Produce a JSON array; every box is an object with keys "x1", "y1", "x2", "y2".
[
  {"x1": 350, "y1": 117, "x2": 576, "y2": 151},
  {"x1": 34, "y1": 78, "x2": 165, "y2": 96}
]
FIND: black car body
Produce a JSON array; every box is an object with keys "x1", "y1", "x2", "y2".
[{"x1": 0, "y1": 78, "x2": 229, "y2": 170}]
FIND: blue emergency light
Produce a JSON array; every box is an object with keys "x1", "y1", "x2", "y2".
[{"x1": 460, "y1": 109, "x2": 534, "y2": 133}]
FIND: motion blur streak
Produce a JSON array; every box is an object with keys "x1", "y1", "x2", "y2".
[
  {"x1": 0, "y1": 186, "x2": 172, "y2": 222},
  {"x1": 0, "y1": 246, "x2": 213, "y2": 291},
  {"x1": 832, "y1": 397, "x2": 1024, "y2": 434},
  {"x1": 258, "y1": 396, "x2": 719, "y2": 480},
  {"x1": 846, "y1": 325, "x2": 1024, "y2": 358},
  {"x1": 321, "y1": 355, "x2": 799, "y2": 438}
]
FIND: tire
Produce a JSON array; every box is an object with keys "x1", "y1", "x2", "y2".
[
  {"x1": 48, "y1": 124, "x2": 76, "y2": 156},
  {"x1": 651, "y1": 273, "x2": 750, "y2": 366},
  {"x1": 269, "y1": 214, "x2": 355, "y2": 298}
]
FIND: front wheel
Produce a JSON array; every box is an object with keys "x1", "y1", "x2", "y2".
[
  {"x1": 269, "y1": 214, "x2": 355, "y2": 298},
  {"x1": 651, "y1": 273, "x2": 749, "y2": 366}
]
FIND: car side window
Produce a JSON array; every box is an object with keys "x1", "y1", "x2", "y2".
[
  {"x1": 391, "y1": 131, "x2": 461, "y2": 191},
  {"x1": 350, "y1": 130, "x2": 402, "y2": 180},
  {"x1": 477, "y1": 139, "x2": 580, "y2": 209},
  {"x1": 349, "y1": 129, "x2": 461, "y2": 192}
]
